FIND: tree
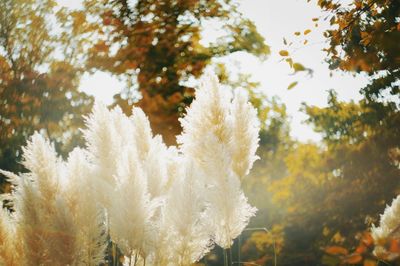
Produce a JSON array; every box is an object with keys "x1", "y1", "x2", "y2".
[
  {"x1": 319, "y1": 0, "x2": 399, "y2": 100},
  {"x1": 314, "y1": 0, "x2": 400, "y2": 234},
  {"x1": 294, "y1": 92, "x2": 399, "y2": 265},
  {"x1": 269, "y1": 1, "x2": 400, "y2": 264},
  {"x1": 245, "y1": 2, "x2": 400, "y2": 264},
  {"x1": 84, "y1": 0, "x2": 269, "y2": 144},
  {"x1": 0, "y1": 0, "x2": 93, "y2": 188}
]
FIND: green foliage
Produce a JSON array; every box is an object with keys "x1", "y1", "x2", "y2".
[
  {"x1": 243, "y1": 1, "x2": 400, "y2": 264},
  {"x1": 260, "y1": 1, "x2": 400, "y2": 264}
]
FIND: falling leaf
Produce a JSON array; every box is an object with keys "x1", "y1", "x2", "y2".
[
  {"x1": 279, "y1": 50, "x2": 289, "y2": 56},
  {"x1": 293, "y1": 63, "x2": 306, "y2": 72},
  {"x1": 312, "y1": 17, "x2": 319, "y2": 21},
  {"x1": 285, "y1": 58, "x2": 293, "y2": 68},
  {"x1": 287, "y1": 81, "x2": 298, "y2": 90},
  {"x1": 304, "y1": 40, "x2": 308, "y2": 45},
  {"x1": 294, "y1": 31, "x2": 301, "y2": 36},
  {"x1": 283, "y1": 38, "x2": 287, "y2": 45},
  {"x1": 304, "y1": 29, "x2": 311, "y2": 35}
]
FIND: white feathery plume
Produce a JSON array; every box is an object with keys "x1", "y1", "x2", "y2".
[
  {"x1": 98, "y1": 105, "x2": 167, "y2": 262},
  {"x1": 130, "y1": 107, "x2": 153, "y2": 162},
  {"x1": 3, "y1": 134, "x2": 98, "y2": 265},
  {"x1": 0, "y1": 206, "x2": 21, "y2": 265},
  {"x1": 164, "y1": 146, "x2": 181, "y2": 192},
  {"x1": 178, "y1": 73, "x2": 258, "y2": 249},
  {"x1": 371, "y1": 195, "x2": 400, "y2": 257},
  {"x1": 0, "y1": 169, "x2": 20, "y2": 189},
  {"x1": 0, "y1": 72, "x2": 261, "y2": 264},
  {"x1": 230, "y1": 89, "x2": 260, "y2": 178},
  {"x1": 12, "y1": 174, "x2": 45, "y2": 265},
  {"x1": 0, "y1": 133, "x2": 80, "y2": 265},
  {"x1": 143, "y1": 153, "x2": 181, "y2": 266},
  {"x1": 143, "y1": 135, "x2": 169, "y2": 198},
  {"x1": 130, "y1": 107, "x2": 169, "y2": 198},
  {"x1": 205, "y1": 168, "x2": 256, "y2": 249},
  {"x1": 46, "y1": 194, "x2": 80, "y2": 266},
  {"x1": 21, "y1": 132, "x2": 61, "y2": 202},
  {"x1": 16, "y1": 133, "x2": 65, "y2": 264},
  {"x1": 163, "y1": 159, "x2": 213, "y2": 265},
  {"x1": 178, "y1": 73, "x2": 232, "y2": 168},
  {"x1": 108, "y1": 142, "x2": 159, "y2": 261},
  {"x1": 65, "y1": 148, "x2": 107, "y2": 266},
  {"x1": 82, "y1": 102, "x2": 121, "y2": 208}
]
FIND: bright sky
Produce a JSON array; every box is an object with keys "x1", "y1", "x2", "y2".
[{"x1": 59, "y1": 0, "x2": 368, "y2": 142}]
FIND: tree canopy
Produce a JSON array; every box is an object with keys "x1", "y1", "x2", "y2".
[
  {"x1": 83, "y1": 0, "x2": 269, "y2": 144},
  {"x1": 0, "y1": 0, "x2": 93, "y2": 181}
]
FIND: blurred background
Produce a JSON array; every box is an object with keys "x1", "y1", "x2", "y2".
[{"x1": 0, "y1": 0, "x2": 399, "y2": 265}]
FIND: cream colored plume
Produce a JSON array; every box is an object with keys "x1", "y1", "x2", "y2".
[
  {"x1": 0, "y1": 71, "x2": 260, "y2": 264},
  {"x1": 371, "y1": 195, "x2": 400, "y2": 258},
  {"x1": 178, "y1": 72, "x2": 259, "y2": 249}
]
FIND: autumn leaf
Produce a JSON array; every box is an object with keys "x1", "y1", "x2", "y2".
[
  {"x1": 294, "y1": 31, "x2": 301, "y2": 36},
  {"x1": 363, "y1": 259, "x2": 377, "y2": 266},
  {"x1": 304, "y1": 29, "x2": 311, "y2": 35},
  {"x1": 325, "y1": 246, "x2": 349, "y2": 255},
  {"x1": 287, "y1": 81, "x2": 298, "y2": 90},
  {"x1": 342, "y1": 253, "x2": 362, "y2": 264},
  {"x1": 389, "y1": 239, "x2": 400, "y2": 253},
  {"x1": 293, "y1": 63, "x2": 306, "y2": 72},
  {"x1": 279, "y1": 50, "x2": 289, "y2": 56},
  {"x1": 355, "y1": 244, "x2": 366, "y2": 254},
  {"x1": 285, "y1": 58, "x2": 293, "y2": 68},
  {"x1": 361, "y1": 232, "x2": 374, "y2": 247}
]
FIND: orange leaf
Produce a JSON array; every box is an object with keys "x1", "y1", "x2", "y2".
[
  {"x1": 304, "y1": 29, "x2": 311, "y2": 35},
  {"x1": 364, "y1": 259, "x2": 377, "y2": 266},
  {"x1": 355, "y1": 244, "x2": 366, "y2": 254},
  {"x1": 342, "y1": 253, "x2": 362, "y2": 264},
  {"x1": 325, "y1": 246, "x2": 349, "y2": 255},
  {"x1": 389, "y1": 239, "x2": 400, "y2": 253},
  {"x1": 362, "y1": 232, "x2": 374, "y2": 247}
]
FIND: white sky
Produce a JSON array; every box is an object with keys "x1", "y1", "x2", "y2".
[{"x1": 59, "y1": 0, "x2": 368, "y2": 142}]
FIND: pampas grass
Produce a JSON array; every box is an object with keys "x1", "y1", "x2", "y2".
[
  {"x1": 371, "y1": 195, "x2": 400, "y2": 259},
  {"x1": 0, "y1": 73, "x2": 260, "y2": 265},
  {"x1": 178, "y1": 73, "x2": 258, "y2": 249},
  {"x1": 0, "y1": 205, "x2": 21, "y2": 266}
]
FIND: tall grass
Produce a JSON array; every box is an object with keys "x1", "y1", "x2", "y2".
[{"x1": 0, "y1": 73, "x2": 259, "y2": 265}]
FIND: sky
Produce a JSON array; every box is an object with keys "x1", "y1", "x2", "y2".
[{"x1": 59, "y1": 0, "x2": 368, "y2": 142}]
